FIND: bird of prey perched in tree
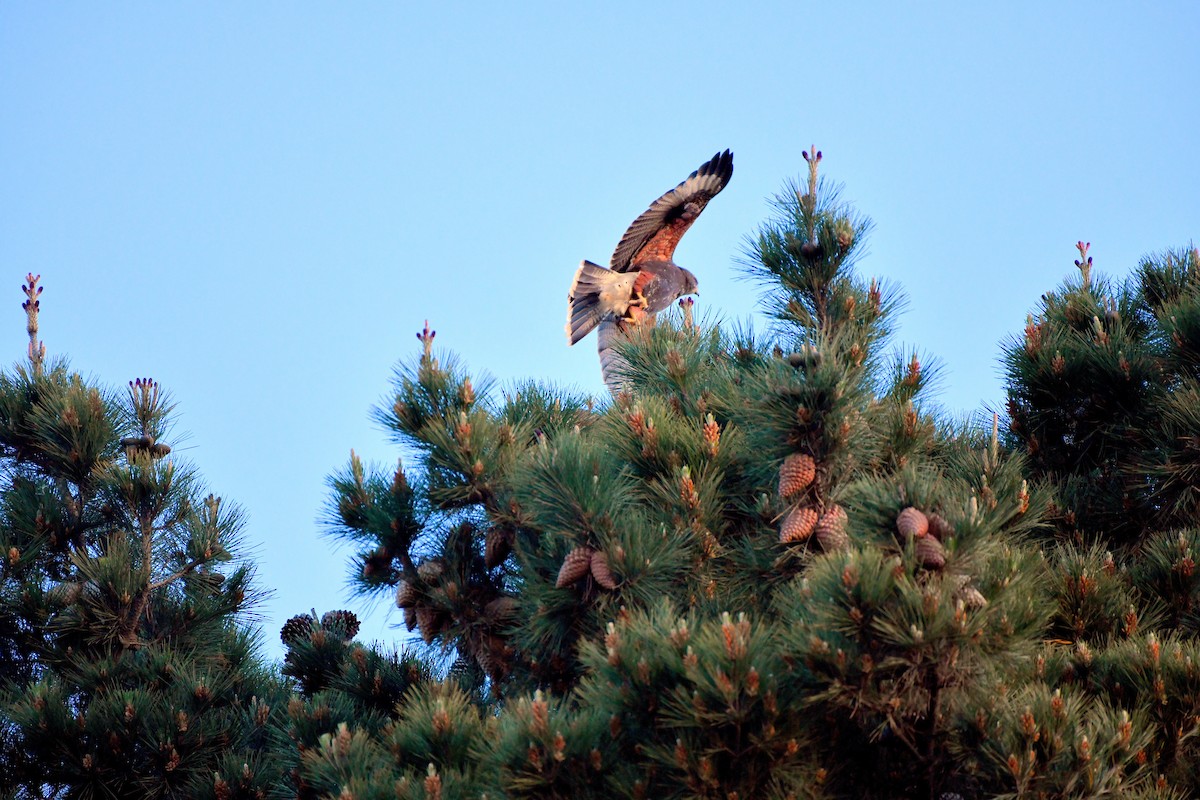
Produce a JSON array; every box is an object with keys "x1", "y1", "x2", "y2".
[{"x1": 565, "y1": 149, "x2": 733, "y2": 394}]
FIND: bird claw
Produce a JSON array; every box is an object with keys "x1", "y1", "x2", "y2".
[{"x1": 622, "y1": 289, "x2": 650, "y2": 322}]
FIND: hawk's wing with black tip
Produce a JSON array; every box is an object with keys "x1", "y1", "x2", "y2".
[{"x1": 609, "y1": 149, "x2": 733, "y2": 273}]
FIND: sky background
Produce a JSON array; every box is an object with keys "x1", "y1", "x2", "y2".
[{"x1": 2, "y1": 3, "x2": 1197, "y2": 660}]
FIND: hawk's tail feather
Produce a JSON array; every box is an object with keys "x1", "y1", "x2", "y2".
[
  {"x1": 565, "y1": 260, "x2": 632, "y2": 345},
  {"x1": 596, "y1": 318, "x2": 629, "y2": 396},
  {"x1": 597, "y1": 315, "x2": 656, "y2": 396}
]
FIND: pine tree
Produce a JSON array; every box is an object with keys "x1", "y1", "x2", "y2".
[
  {"x1": 308, "y1": 150, "x2": 1076, "y2": 799},
  {"x1": 995, "y1": 244, "x2": 1200, "y2": 797},
  {"x1": 0, "y1": 276, "x2": 286, "y2": 799}
]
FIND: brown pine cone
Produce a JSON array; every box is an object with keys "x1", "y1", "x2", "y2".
[
  {"x1": 485, "y1": 527, "x2": 512, "y2": 569},
  {"x1": 417, "y1": 558, "x2": 445, "y2": 582},
  {"x1": 927, "y1": 512, "x2": 955, "y2": 541},
  {"x1": 590, "y1": 550, "x2": 618, "y2": 589},
  {"x1": 915, "y1": 536, "x2": 946, "y2": 570},
  {"x1": 477, "y1": 635, "x2": 512, "y2": 680},
  {"x1": 780, "y1": 506, "x2": 819, "y2": 544},
  {"x1": 280, "y1": 613, "x2": 316, "y2": 646},
  {"x1": 896, "y1": 507, "x2": 929, "y2": 539},
  {"x1": 959, "y1": 585, "x2": 988, "y2": 609},
  {"x1": 485, "y1": 596, "x2": 518, "y2": 623},
  {"x1": 952, "y1": 575, "x2": 988, "y2": 608},
  {"x1": 476, "y1": 646, "x2": 499, "y2": 678},
  {"x1": 786, "y1": 345, "x2": 822, "y2": 370},
  {"x1": 320, "y1": 610, "x2": 360, "y2": 640},
  {"x1": 48, "y1": 581, "x2": 83, "y2": 606},
  {"x1": 403, "y1": 606, "x2": 417, "y2": 632},
  {"x1": 556, "y1": 546, "x2": 594, "y2": 588},
  {"x1": 416, "y1": 607, "x2": 441, "y2": 644},
  {"x1": 778, "y1": 454, "x2": 817, "y2": 499},
  {"x1": 814, "y1": 505, "x2": 849, "y2": 551},
  {"x1": 395, "y1": 580, "x2": 417, "y2": 609}
]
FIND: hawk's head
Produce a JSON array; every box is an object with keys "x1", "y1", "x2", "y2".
[{"x1": 681, "y1": 268, "x2": 699, "y2": 297}]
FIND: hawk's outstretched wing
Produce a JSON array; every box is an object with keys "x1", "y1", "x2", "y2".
[{"x1": 609, "y1": 149, "x2": 734, "y2": 273}]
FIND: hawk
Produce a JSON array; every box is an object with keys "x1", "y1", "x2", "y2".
[{"x1": 565, "y1": 149, "x2": 733, "y2": 394}]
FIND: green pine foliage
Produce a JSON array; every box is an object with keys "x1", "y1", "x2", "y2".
[
  {"x1": 1003, "y1": 243, "x2": 1160, "y2": 546},
  {"x1": 993, "y1": 244, "x2": 1200, "y2": 797},
  {"x1": 0, "y1": 276, "x2": 286, "y2": 799}
]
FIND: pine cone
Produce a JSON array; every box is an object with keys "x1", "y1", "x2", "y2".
[
  {"x1": 896, "y1": 507, "x2": 929, "y2": 539},
  {"x1": 403, "y1": 606, "x2": 417, "y2": 632},
  {"x1": 950, "y1": 574, "x2": 987, "y2": 608},
  {"x1": 485, "y1": 596, "x2": 518, "y2": 624},
  {"x1": 415, "y1": 607, "x2": 441, "y2": 644},
  {"x1": 485, "y1": 528, "x2": 512, "y2": 569},
  {"x1": 959, "y1": 585, "x2": 988, "y2": 609},
  {"x1": 417, "y1": 558, "x2": 445, "y2": 582},
  {"x1": 780, "y1": 506, "x2": 819, "y2": 543},
  {"x1": 927, "y1": 512, "x2": 954, "y2": 541},
  {"x1": 48, "y1": 581, "x2": 83, "y2": 606},
  {"x1": 778, "y1": 454, "x2": 817, "y2": 499},
  {"x1": 280, "y1": 613, "x2": 316, "y2": 646},
  {"x1": 556, "y1": 546, "x2": 594, "y2": 588},
  {"x1": 476, "y1": 646, "x2": 499, "y2": 678},
  {"x1": 590, "y1": 550, "x2": 618, "y2": 590},
  {"x1": 476, "y1": 635, "x2": 511, "y2": 680},
  {"x1": 320, "y1": 610, "x2": 360, "y2": 640},
  {"x1": 786, "y1": 345, "x2": 822, "y2": 370},
  {"x1": 396, "y1": 580, "x2": 417, "y2": 609},
  {"x1": 814, "y1": 505, "x2": 849, "y2": 551},
  {"x1": 915, "y1": 536, "x2": 946, "y2": 570}
]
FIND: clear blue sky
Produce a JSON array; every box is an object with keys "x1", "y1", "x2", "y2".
[{"x1": 2, "y1": 3, "x2": 1197, "y2": 660}]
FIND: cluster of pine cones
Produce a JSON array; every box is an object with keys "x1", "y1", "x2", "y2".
[
  {"x1": 777, "y1": 453, "x2": 847, "y2": 551},
  {"x1": 395, "y1": 559, "x2": 450, "y2": 644},
  {"x1": 119, "y1": 434, "x2": 171, "y2": 459},
  {"x1": 394, "y1": 557, "x2": 519, "y2": 679},
  {"x1": 894, "y1": 506, "x2": 987, "y2": 609},
  {"x1": 279, "y1": 609, "x2": 360, "y2": 646},
  {"x1": 895, "y1": 506, "x2": 950, "y2": 569},
  {"x1": 555, "y1": 545, "x2": 617, "y2": 590}
]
